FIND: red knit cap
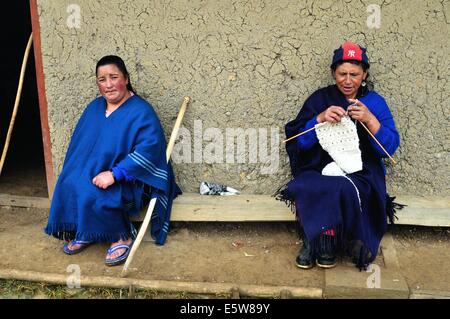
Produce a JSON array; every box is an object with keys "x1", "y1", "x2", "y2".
[{"x1": 331, "y1": 41, "x2": 369, "y2": 68}]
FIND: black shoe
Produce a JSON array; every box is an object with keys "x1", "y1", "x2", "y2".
[
  {"x1": 316, "y1": 234, "x2": 337, "y2": 268},
  {"x1": 296, "y1": 239, "x2": 315, "y2": 269},
  {"x1": 316, "y1": 252, "x2": 337, "y2": 268}
]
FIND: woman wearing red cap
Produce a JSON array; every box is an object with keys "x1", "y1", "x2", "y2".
[{"x1": 278, "y1": 42, "x2": 400, "y2": 270}]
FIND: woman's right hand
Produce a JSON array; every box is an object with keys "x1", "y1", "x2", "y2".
[
  {"x1": 317, "y1": 106, "x2": 346, "y2": 123},
  {"x1": 92, "y1": 171, "x2": 115, "y2": 189}
]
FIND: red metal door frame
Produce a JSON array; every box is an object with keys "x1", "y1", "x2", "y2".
[{"x1": 29, "y1": 0, "x2": 55, "y2": 199}]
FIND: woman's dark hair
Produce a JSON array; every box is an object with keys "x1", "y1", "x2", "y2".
[
  {"x1": 96, "y1": 55, "x2": 136, "y2": 94},
  {"x1": 331, "y1": 60, "x2": 372, "y2": 98}
]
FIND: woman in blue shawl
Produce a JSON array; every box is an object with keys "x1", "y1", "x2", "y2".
[
  {"x1": 45, "y1": 55, "x2": 181, "y2": 266},
  {"x1": 279, "y1": 42, "x2": 400, "y2": 270}
]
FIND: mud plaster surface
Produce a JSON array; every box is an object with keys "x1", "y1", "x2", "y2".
[{"x1": 37, "y1": 0, "x2": 450, "y2": 196}]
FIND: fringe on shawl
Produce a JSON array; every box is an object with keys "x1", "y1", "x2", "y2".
[
  {"x1": 386, "y1": 194, "x2": 407, "y2": 224},
  {"x1": 272, "y1": 183, "x2": 296, "y2": 214},
  {"x1": 299, "y1": 226, "x2": 376, "y2": 271},
  {"x1": 274, "y1": 184, "x2": 394, "y2": 270},
  {"x1": 346, "y1": 239, "x2": 374, "y2": 271},
  {"x1": 273, "y1": 183, "x2": 304, "y2": 239},
  {"x1": 312, "y1": 226, "x2": 343, "y2": 259},
  {"x1": 44, "y1": 223, "x2": 135, "y2": 243}
]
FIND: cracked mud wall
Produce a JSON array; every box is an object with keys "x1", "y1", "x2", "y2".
[{"x1": 36, "y1": 0, "x2": 449, "y2": 196}]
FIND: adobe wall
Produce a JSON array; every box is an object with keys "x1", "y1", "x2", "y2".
[{"x1": 36, "y1": 0, "x2": 449, "y2": 196}]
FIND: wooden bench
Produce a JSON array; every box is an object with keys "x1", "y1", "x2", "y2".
[
  {"x1": 1, "y1": 193, "x2": 449, "y2": 226},
  {"x1": 147, "y1": 193, "x2": 295, "y2": 222},
  {"x1": 133, "y1": 193, "x2": 450, "y2": 226}
]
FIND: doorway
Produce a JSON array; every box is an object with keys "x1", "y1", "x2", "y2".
[{"x1": 0, "y1": 1, "x2": 47, "y2": 197}]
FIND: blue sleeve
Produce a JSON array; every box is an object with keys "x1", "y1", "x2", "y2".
[
  {"x1": 362, "y1": 93, "x2": 400, "y2": 158},
  {"x1": 297, "y1": 116, "x2": 319, "y2": 151},
  {"x1": 112, "y1": 165, "x2": 136, "y2": 182}
]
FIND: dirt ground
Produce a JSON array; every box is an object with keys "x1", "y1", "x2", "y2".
[
  {"x1": 0, "y1": 206, "x2": 321, "y2": 287},
  {"x1": 0, "y1": 205, "x2": 449, "y2": 294},
  {"x1": 392, "y1": 225, "x2": 450, "y2": 293},
  {"x1": 0, "y1": 166, "x2": 325, "y2": 289},
  {"x1": 0, "y1": 166, "x2": 449, "y2": 296},
  {"x1": 0, "y1": 164, "x2": 48, "y2": 198}
]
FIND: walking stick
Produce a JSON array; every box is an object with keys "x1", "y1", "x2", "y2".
[
  {"x1": 0, "y1": 34, "x2": 33, "y2": 175},
  {"x1": 121, "y1": 96, "x2": 190, "y2": 277}
]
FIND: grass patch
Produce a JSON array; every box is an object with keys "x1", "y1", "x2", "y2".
[{"x1": 0, "y1": 279, "x2": 230, "y2": 299}]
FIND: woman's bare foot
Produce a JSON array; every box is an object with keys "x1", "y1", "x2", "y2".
[
  {"x1": 106, "y1": 238, "x2": 132, "y2": 261},
  {"x1": 63, "y1": 240, "x2": 92, "y2": 255}
]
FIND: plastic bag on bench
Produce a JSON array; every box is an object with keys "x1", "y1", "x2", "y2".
[{"x1": 199, "y1": 181, "x2": 240, "y2": 196}]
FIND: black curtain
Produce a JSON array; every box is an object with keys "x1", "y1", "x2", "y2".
[{"x1": 0, "y1": 1, "x2": 42, "y2": 171}]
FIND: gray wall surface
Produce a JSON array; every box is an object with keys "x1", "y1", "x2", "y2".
[{"x1": 37, "y1": 0, "x2": 449, "y2": 196}]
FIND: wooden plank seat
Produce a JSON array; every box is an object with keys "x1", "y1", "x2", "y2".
[
  {"x1": 1, "y1": 193, "x2": 449, "y2": 226},
  {"x1": 130, "y1": 193, "x2": 450, "y2": 226},
  {"x1": 133, "y1": 193, "x2": 295, "y2": 222}
]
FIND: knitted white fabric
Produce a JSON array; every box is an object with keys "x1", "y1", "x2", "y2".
[
  {"x1": 322, "y1": 161, "x2": 345, "y2": 176},
  {"x1": 315, "y1": 116, "x2": 362, "y2": 174}
]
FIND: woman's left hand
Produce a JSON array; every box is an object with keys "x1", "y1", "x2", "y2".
[
  {"x1": 92, "y1": 171, "x2": 115, "y2": 189},
  {"x1": 347, "y1": 99, "x2": 374, "y2": 124},
  {"x1": 347, "y1": 98, "x2": 381, "y2": 134}
]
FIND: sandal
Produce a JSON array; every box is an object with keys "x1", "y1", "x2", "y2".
[
  {"x1": 105, "y1": 242, "x2": 133, "y2": 266},
  {"x1": 63, "y1": 240, "x2": 92, "y2": 255}
]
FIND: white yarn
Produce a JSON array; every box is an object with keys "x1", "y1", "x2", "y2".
[
  {"x1": 343, "y1": 175, "x2": 362, "y2": 212},
  {"x1": 321, "y1": 162, "x2": 362, "y2": 212},
  {"x1": 322, "y1": 161, "x2": 345, "y2": 176},
  {"x1": 315, "y1": 116, "x2": 362, "y2": 174}
]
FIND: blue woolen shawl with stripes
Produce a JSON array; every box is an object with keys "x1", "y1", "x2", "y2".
[{"x1": 45, "y1": 95, "x2": 181, "y2": 245}]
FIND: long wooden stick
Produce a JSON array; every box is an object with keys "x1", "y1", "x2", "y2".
[
  {"x1": 0, "y1": 268, "x2": 322, "y2": 298},
  {"x1": 121, "y1": 96, "x2": 190, "y2": 277},
  {"x1": 0, "y1": 34, "x2": 33, "y2": 175},
  {"x1": 358, "y1": 121, "x2": 396, "y2": 164},
  {"x1": 283, "y1": 118, "x2": 396, "y2": 165},
  {"x1": 282, "y1": 122, "x2": 326, "y2": 143}
]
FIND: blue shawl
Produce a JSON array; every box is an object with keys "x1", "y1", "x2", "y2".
[
  {"x1": 45, "y1": 95, "x2": 181, "y2": 245},
  {"x1": 281, "y1": 85, "x2": 400, "y2": 269}
]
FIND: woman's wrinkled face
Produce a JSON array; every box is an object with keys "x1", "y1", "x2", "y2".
[
  {"x1": 333, "y1": 62, "x2": 367, "y2": 99},
  {"x1": 96, "y1": 64, "x2": 129, "y2": 104}
]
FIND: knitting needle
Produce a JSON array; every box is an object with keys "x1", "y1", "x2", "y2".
[
  {"x1": 282, "y1": 122, "x2": 326, "y2": 143},
  {"x1": 281, "y1": 102, "x2": 363, "y2": 144},
  {"x1": 347, "y1": 103, "x2": 397, "y2": 165},
  {"x1": 357, "y1": 120, "x2": 397, "y2": 165}
]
